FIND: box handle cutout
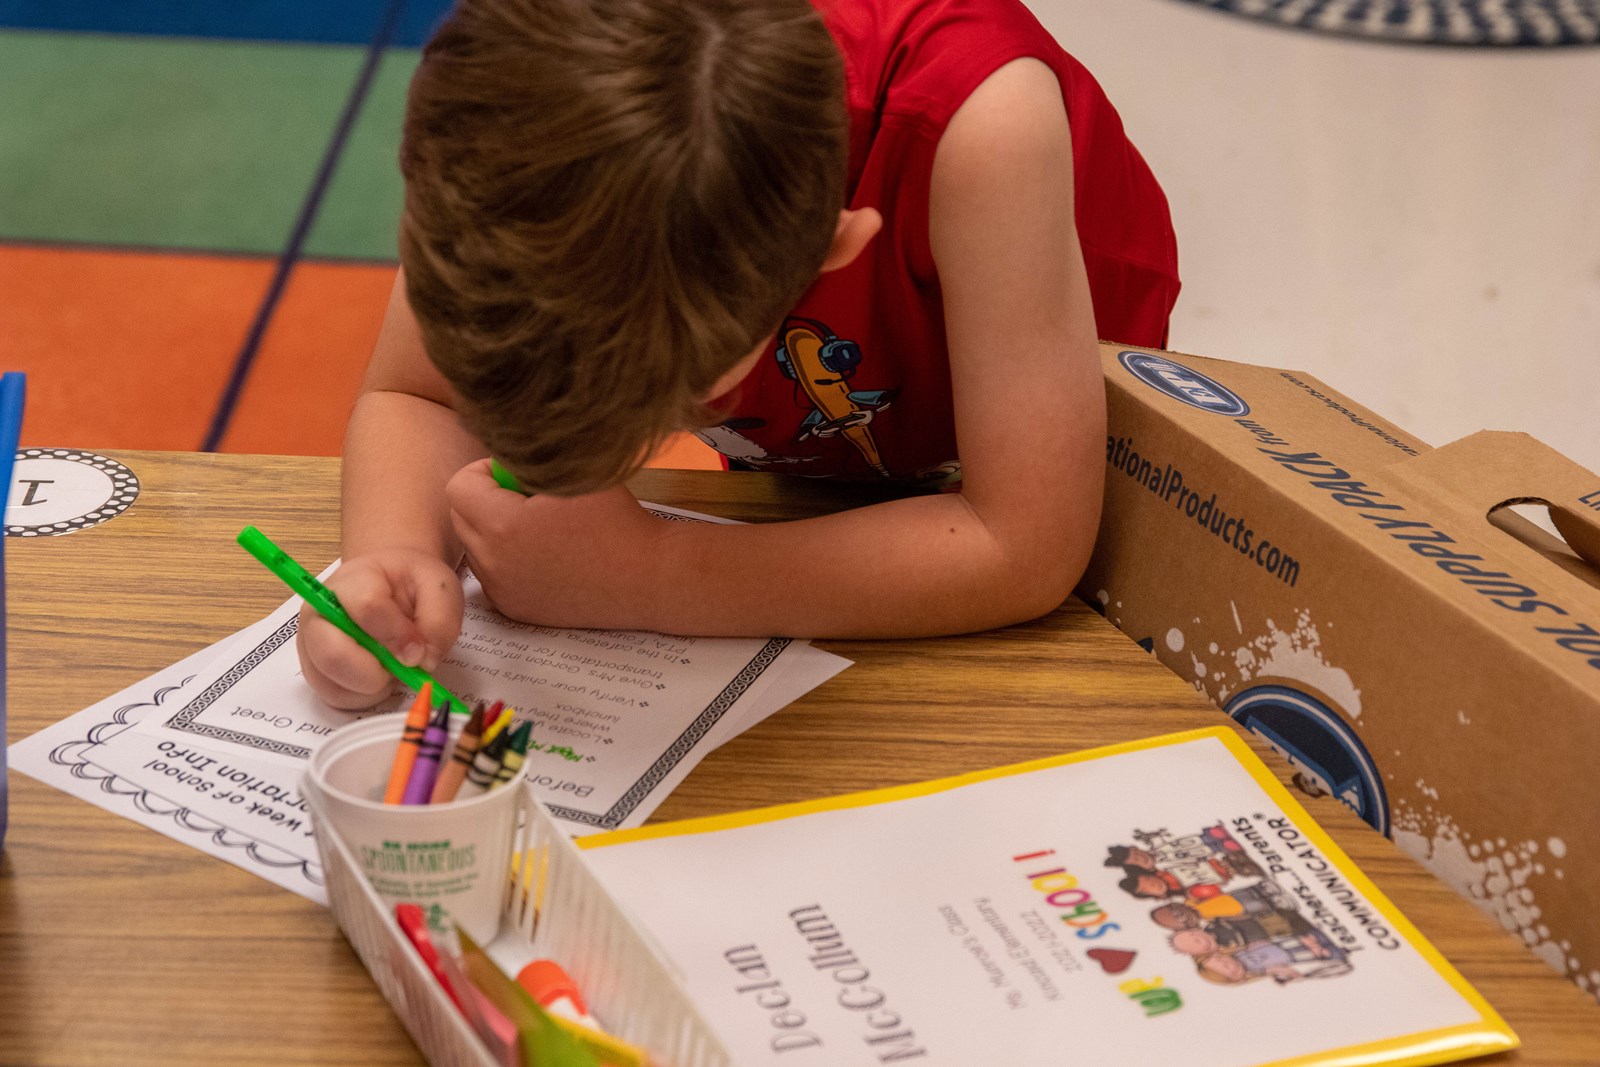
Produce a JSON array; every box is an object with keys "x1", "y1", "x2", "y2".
[
  {"x1": 1487, "y1": 498, "x2": 1600, "y2": 590},
  {"x1": 1395, "y1": 431, "x2": 1600, "y2": 586}
]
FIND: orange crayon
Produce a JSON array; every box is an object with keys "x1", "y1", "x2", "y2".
[
  {"x1": 431, "y1": 703, "x2": 487, "y2": 804},
  {"x1": 384, "y1": 682, "x2": 434, "y2": 804}
]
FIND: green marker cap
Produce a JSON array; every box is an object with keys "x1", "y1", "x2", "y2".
[{"x1": 489, "y1": 457, "x2": 531, "y2": 495}]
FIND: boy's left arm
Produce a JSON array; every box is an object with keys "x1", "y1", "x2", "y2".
[{"x1": 447, "y1": 58, "x2": 1107, "y2": 637}]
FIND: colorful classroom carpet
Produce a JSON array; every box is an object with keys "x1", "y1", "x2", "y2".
[
  {"x1": 1167, "y1": 0, "x2": 1600, "y2": 45},
  {"x1": 0, "y1": 0, "x2": 720, "y2": 467}
]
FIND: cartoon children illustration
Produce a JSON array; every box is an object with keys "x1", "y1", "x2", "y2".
[
  {"x1": 1187, "y1": 880, "x2": 1299, "y2": 921},
  {"x1": 1168, "y1": 927, "x2": 1225, "y2": 959},
  {"x1": 1114, "y1": 861, "x2": 1234, "y2": 901},
  {"x1": 1105, "y1": 844, "x2": 1157, "y2": 871},
  {"x1": 1204, "y1": 908, "x2": 1320, "y2": 954},
  {"x1": 1195, "y1": 938, "x2": 1353, "y2": 985},
  {"x1": 776, "y1": 317, "x2": 896, "y2": 477},
  {"x1": 1196, "y1": 951, "x2": 1298, "y2": 986},
  {"x1": 1129, "y1": 823, "x2": 1355, "y2": 989},
  {"x1": 1167, "y1": 906, "x2": 1352, "y2": 986},
  {"x1": 1149, "y1": 902, "x2": 1202, "y2": 930},
  {"x1": 1119, "y1": 867, "x2": 1189, "y2": 900},
  {"x1": 1198, "y1": 823, "x2": 1265, "y2": 880},
  {"x1": 1109, "y1": 829, "x2": 1246, "y2": 898}
]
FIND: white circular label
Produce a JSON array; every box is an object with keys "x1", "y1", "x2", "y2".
[{"x1": 5, "y1": 449, "x2": 140, "y2": 537}]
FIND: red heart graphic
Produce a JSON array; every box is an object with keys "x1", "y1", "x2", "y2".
[{"x1": 1087, "y1": 948, "x2": 1137, "y2": 975}]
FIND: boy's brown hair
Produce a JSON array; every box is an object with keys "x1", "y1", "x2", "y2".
[{"x1": 400, "y1": 0, "x2": 848, "y2": 494}]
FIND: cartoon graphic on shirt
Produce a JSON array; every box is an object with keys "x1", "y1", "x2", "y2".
[
  {"x1": 777, "y1": 316, "x2": 898, "y2": 478},
  {"x1": 692, "y1": 417, "x2": 810, "y2": 468},
  {"x1": 912, "y1": 459, "x2": 963, "y2": 490}
]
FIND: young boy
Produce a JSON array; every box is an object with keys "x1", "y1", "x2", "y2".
[{"x1": 299, "y1": 0, "x2": 1179, "y2": 709}]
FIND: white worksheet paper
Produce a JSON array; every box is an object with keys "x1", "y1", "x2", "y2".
[
  {"x1": 135, "y1": 578, "x2": 837, "y2": 830},
  {"x1": 7, "y1": 639, "x2": 329, "y2": 901},
  {"x1": 10, "y1": 502, "x2": 851, "y2": 902}
]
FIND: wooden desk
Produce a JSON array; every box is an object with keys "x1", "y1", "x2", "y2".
[{"x1": 3, "y1": 451, "x2": 1596, "y2": 1065}]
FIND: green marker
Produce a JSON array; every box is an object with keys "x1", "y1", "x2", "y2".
[
  {"x1": 489, "y1": 457, "x2": 531, "y2": 495},
  {"x1": 236, "y1": 526, "x2": 471, "y2": 716}
]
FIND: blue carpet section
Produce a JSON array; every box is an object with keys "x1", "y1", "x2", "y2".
[
  {"x1": 1170, "y1": 0, "x2": 1600, "y2": 45},
  {"x1": 0, "y1": 0, "x2": 453, "y2": 46}
]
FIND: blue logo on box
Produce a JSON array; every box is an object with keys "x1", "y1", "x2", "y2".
[
  {"x1": 1118, "y1": 351, "x2": 1249, "y2": 417},
  {"x1": 1224, "y1": 684, "x2": 1389, "y2": 835}
]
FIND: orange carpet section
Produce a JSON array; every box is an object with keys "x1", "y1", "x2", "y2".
[
  {"x1": 221, "y1": 258, "x2": 724, "y2": 469},
  {"x1": 0, "y1": 243, "x2": 271, "y2": 451},
  {"x1": 1, "y1": 243, "x2": 725, "y2": 468},
  {"x1": 648, "y1": 431, "x2": 722, "y2": 471},
  {"x1": 219, "y1": 259, "x2": 393, "y2": 456}
]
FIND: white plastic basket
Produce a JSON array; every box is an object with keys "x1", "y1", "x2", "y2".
[{"x1": 309, "y1": 781, "x2": 733, "y2": 1067}]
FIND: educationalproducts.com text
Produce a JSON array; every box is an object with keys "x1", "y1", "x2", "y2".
[{"x1": 1105, "y1": 435, "x2": 1301, "y2": 588}]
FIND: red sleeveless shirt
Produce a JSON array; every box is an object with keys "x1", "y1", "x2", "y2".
[{"x1": 696, "y1": 0, "x2": 1180, "y2": 483}]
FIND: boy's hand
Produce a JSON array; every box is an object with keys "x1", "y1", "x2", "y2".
[
  {"x1": 446, "y1": 460, "x2": 662, "y2": 628},
  {"x1": 295, "y1": 549, "x2": 465, "y2": 710}
]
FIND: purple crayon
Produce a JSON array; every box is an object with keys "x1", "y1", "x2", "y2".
[{"x1": 401, "y1": 702, "x2": 451, "y2": 805}]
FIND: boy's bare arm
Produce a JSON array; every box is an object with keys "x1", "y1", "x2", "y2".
[
  {"x1": 448, "y1": 59, "x2": 1106, "y2": 638},
  {"x1": 297, "y1": 273, "x2": 485, "y2": 707},
  {"x1": 341, "y1": 271, "x2": 484, "y2": 564}
]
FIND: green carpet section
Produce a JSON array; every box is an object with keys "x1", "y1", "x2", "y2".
[
  {"x1": 304, "y1": 48, "x2": 416, "y2": 261},
  {"x1": 0, "y1": 31, "x2": 362, "y2": 253}
]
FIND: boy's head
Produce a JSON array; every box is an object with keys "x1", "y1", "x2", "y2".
[{"x1": 400, "y1": 0, "x2": 849, "y2": 494}]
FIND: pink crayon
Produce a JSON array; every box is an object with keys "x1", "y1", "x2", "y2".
[{"x1": 401, "y1": 701, "x2": 451, "y2": 805}]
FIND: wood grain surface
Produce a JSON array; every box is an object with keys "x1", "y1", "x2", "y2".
[{"x1": 2, "y1": 451, "x2": 1596, "y2": 1066}]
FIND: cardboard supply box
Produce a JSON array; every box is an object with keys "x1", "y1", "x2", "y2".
[{"x1": 1079, "y1": 343, "x2": 1600, "y2": 998}]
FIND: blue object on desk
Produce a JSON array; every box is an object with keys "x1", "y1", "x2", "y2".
[{"x1": 0, "y1": 372, "x2": 26, "y2": 850}]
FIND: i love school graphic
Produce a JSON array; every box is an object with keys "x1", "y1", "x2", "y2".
[{"x1": 944, "y1": 818, "x2": 1362, "y2": 1021}]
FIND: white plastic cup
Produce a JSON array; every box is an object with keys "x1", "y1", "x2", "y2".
[{"x1": 303, "y1": 715, "x2": 526, "y2": 943}]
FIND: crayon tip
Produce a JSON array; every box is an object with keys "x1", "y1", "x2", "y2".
[
  {"x1": 408, "y1": 682, "x2": 434, "y2": 719},
  {"x1": 508, "y1": 720, "x2": 533, "y2": 753},
  {"x1": 480, "y1": 703, "x2": 514, "y2": 745},
  {"x1": 484, "y1": 726, "x2": 513, "y2": 758},
  {"x1": 386, "y1": 682, "x2": 435, "y2": 805}
]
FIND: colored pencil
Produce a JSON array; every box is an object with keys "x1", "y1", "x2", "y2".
[
  {"x1": 431, "y1": 702, "x2": 487, "y2": 804},
  {"x1": 402, "y1": 701, "x2": 451, "y2": 805},
  {"x1": 489, "y1": 721, "x2": 533, "y2": 792},
  {"x1": 384, "y1": 682, "x2": 433, "y2": 804}
]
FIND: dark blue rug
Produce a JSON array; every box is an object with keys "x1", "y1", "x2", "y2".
[{"x1": 1168, "y1": 0, "x2": 1600, "y2": 45}]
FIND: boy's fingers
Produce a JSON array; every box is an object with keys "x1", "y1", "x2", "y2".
[
  {"x1": 329, "y1": 564, "x2": 429, "y2": 663},
  {"x1": 405, "y1": 566, "x2": 465, "y2": 672},
  {"x1": 296, "y1": 609, "x2": 390, "y2": 707},
  {"x1": 445, "y1": 459, "x2": 521, "y2": 543}
]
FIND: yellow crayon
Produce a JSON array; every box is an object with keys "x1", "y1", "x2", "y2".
[{"x1": 479, "y1": 702, "x2": 514, "y2": 747}]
